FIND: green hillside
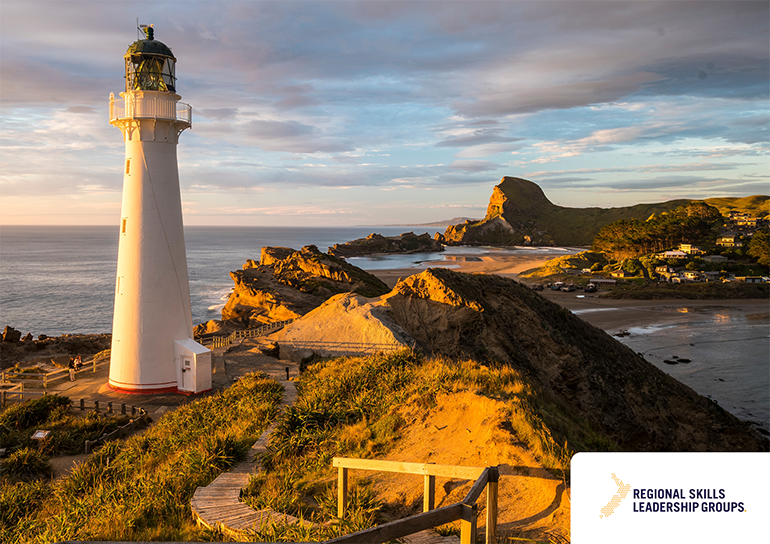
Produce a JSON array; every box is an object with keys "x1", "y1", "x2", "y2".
[{"x1": 441, "y1": 177, "x2": 769, "y2": 247}]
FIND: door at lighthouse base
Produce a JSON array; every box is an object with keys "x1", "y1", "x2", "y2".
[{"x1": 182, "y1": 357, "x2": 192, "y2": 390}]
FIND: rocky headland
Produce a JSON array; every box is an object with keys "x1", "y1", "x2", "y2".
[
  {"x1": 198, "y1": 245, "x2": 390, "y2": 335},
  {"x1": 437, "y1": 176, "x2": 690, "y2": 246},
  {"x1": 437, "y1": 176, "x2": 769, "y2": 247},
  {"x1": 328, "y1": 231, "x2": 443, "y2": 258},
  {"x1": 266, "y1": 268, "x2": 767, "y2": 452}
]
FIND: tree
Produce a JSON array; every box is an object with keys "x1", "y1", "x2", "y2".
[
  {"x1": 592, "y1": 202, "x2": 723, "y2": 260},
  {"x1": 748, "y1": 229, "x2": 769, "y2": 266}
]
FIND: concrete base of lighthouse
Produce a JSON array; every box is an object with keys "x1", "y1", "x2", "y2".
[{"x1": 107, "y1": 337, "x2": 211, "y2": 395}]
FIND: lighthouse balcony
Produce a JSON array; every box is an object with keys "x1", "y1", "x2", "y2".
[{"x1": 110, "y1": 94, "x2": 192, "y2": 126}]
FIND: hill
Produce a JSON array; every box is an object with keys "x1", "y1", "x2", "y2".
[
  {"x1": 271, "y1": 268, "x2": 767, "y2": 452},
  {"x1": 437, "y1": 176, "x2": 768, "y2": 246}
]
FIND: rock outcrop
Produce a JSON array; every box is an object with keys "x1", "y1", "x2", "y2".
[
  {"x1": 270, "y1": 267, "x2": 767, "y2": 452},
  {"x1": 328, "y1": 232, "x2": 444, "y2": 258},
  {"x1": 382, "y1": 268, "x2": 767, "y2": 451},
  {"x1": 220, "y1": 245, "x2": 390, "y2": 327},
  {"x1": 273, "y1": 292, "x2": 415, "y2": 361},
  {"x1": 437, "y1": 176, "x2": 694, "y2": 246},
  {"x1": 2, "y1": 326, "x2": 22, "y2": 343}
]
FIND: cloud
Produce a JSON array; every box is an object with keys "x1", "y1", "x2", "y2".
[
  {"x1": 450, "y1": 160, "x2": 501, "y2": 173},
  {"x1": 197, "y1": 108, "x2": 239, "y2": 120},
  {"x1": 243, "y1": 119, "x2": 352, "y2": 153}
]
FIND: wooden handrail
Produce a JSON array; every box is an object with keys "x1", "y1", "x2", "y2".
[
  {"x1": 325, "y1": 503, "x2": 463, "y2": 544},
  {"x1": 332, "y1": 457, "x2": 486, "y2": 480},
  {"x1": 331, "y1": 457, "x2": 498, "y2": 544}
]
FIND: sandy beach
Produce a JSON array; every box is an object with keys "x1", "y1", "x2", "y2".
[{"x1": 369, "y1": 248, "x2": 770, "y2": 333}]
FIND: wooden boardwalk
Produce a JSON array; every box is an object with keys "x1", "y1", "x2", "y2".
[
  {"x1": 191, "y1": 379, "x2": 305, "y2": 538},
  {"x1": 190, "y1": 373, "x2": 460, "y2": 543}
]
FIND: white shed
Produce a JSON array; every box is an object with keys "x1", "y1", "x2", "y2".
[{"x1": 174, "y1": 339, "x2": 212, "y2": 394}]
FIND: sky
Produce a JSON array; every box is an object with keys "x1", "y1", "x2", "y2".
[{"x1": 0, "y1": 0, "x2": 768, "y2": 226}]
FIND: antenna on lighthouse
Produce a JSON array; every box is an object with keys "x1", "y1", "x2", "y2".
[{"x1": 136, "y1": 19, "x2": 154, "y2": 40}]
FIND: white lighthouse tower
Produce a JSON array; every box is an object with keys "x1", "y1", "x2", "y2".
[{"x1": 108, "y1": 26, "x2": 211, "y2": 394}]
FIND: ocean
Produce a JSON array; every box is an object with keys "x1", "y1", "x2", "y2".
[
  {"x1": 0, "y1": 225, "x2": 447, "y2": 337},
  {"x1": 576, "y1": 305, "x2": 770, "y2": 433}
]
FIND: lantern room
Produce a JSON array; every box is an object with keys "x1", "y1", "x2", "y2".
[{"x1": 124, "y1": 26, "x2": 177, "y2": 93}]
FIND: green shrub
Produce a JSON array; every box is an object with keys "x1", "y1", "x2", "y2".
[
  {"x1": 0, "y1": 448, "x2": 52, "y2": 482},
  {"x1": 0, "y1": 395, "x2": 71, "y2": 430}
]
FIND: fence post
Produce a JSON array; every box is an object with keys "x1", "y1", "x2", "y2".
[
  {"x1": 337, "y1": 466, "x2": 348, "y2": 518},
  {"x1": 486, "y1": 466, "x2": 499, "y2": 544},
  {"x1": 424, "y1": 463, "x2": 435, "y2": 512},
  {"x1": 94, "y1": 400, "x2": 100, "y2": 413},
  {"x1": 107, "y1": 402, "x2": 113, "y2": 414},
  {"x1": 1, "y1": 391, "x2": 5, "y2": 408},
  {"x1": 460, "y1": 503, "x2": 477, "y2": 544},
  {"x1": 80, "y1": 398, "x2": 85, "y2": 411},
  {"x1": 121, "y1": 403, "x2": 126, "y2": 415}
]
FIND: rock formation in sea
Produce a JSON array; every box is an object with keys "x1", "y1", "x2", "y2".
[
  {"x1": 269, "y1": 267, "x2": 767, "y2": 452},
  {"x1": 437, "y1": 176, "x2": 694, "y2": 246},
  {"x1": 328, "y1": 231, "x2": 444, "y2": 258},
  {"x1": 215, "y1": 245, "x2": 390, "y2": 330}
]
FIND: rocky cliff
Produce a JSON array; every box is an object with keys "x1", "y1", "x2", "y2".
[
  {"x1": 328, "y1": 232, "x2": 444, "y2": 258},
  {"x1": 437, "y1": 176, "x2": 694, "y2": 246},
  {"x1": 219, "y1": 245, "x2": 390, "y2": 327},
  {"x1": 273, "y1": 267, "x2": 767, "y2": 452}
]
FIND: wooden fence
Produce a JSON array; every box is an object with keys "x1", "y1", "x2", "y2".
[
  {"x1": 83, "y1": 400, "x2": 148, "y2": 454},
  {"x1": 329, "y1": 457, "x2": 498, "y2": 544},
  {"x1": 283, "y1": 340, "x2": 403, "y2": 357},
  {"x1": 0, "y1": 389, "x2": 147, "y2": 453},
  {"x1": 210, "y1": 319, "x2": 296, "y2": 348},
  {"x1": 1, "y1": 357, "x2": 108, "y2": 389}
]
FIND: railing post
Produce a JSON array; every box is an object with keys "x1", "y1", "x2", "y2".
[
  {"x1": 80, "y1": 398, "x2": 85, "y2": 411},
  {"x1": 94, "y1": 400, "x2": 100, "y2": 413},
  {"x1": 460, "y1": 503, "x2": 477, "y2": 544},
  {"x1": 486, "y1": 466, "x2": 499, "y2": 544},
  {"x1": 121, "y1": 403, "x2": 126, "y2": 415},
  {"x1": 337, "y1": 466, "x2": 348, "y2": 518},
  {"x1": 424, "y1": 463, "x2": 435, "y2": 512},
  {"x1": 107, "y1": 401, "x2": 113, "y2": 414}
]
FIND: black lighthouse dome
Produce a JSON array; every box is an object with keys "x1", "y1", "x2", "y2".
[{"x1": 124, "y1": 26, "x2": 177, "y2": 93}]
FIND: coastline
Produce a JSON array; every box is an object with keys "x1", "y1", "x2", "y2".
[
  {"x1": 370, "y1": 251, "x2": 769, "y2": 432},
  {"x1": 369, "y1": 249, "x2": 769, "y2": 332}
]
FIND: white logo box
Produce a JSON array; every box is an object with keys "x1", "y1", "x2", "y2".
[{"x1": 571, "y1": 452, "x2": 769, "y2": 544}]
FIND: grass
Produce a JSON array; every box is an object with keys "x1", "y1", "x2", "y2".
[
  {"x1": 0, "y1": 394, "x2": 136, "y2": 457},
  {"x1": 0, "y1": 372, "x2": 282, "y2": 543},
  {"x1": 240, "y1": 349, "x2": 606, "y2": 541},
  {"x1": 0, "y1": 448, "x2": 53, "y2": 482}
]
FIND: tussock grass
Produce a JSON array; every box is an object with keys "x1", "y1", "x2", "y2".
[
  {"x1": 0, "y1": 372, "x2": 282, "y2": 543},
  {"x1": 0, "y1": 394, "x2": 137, "y2": 457},
  {"x1": 242, "y1": 349, "x2": 604, "y2": 540}
]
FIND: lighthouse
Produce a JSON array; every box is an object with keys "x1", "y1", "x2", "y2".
[{"x1": 108, "y1": 26, "x2": 211, "y2": 394}]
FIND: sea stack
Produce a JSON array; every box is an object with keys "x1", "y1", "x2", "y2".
[{"x1": 108, "y1": 25, "x2": 211, "y2": 394}]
